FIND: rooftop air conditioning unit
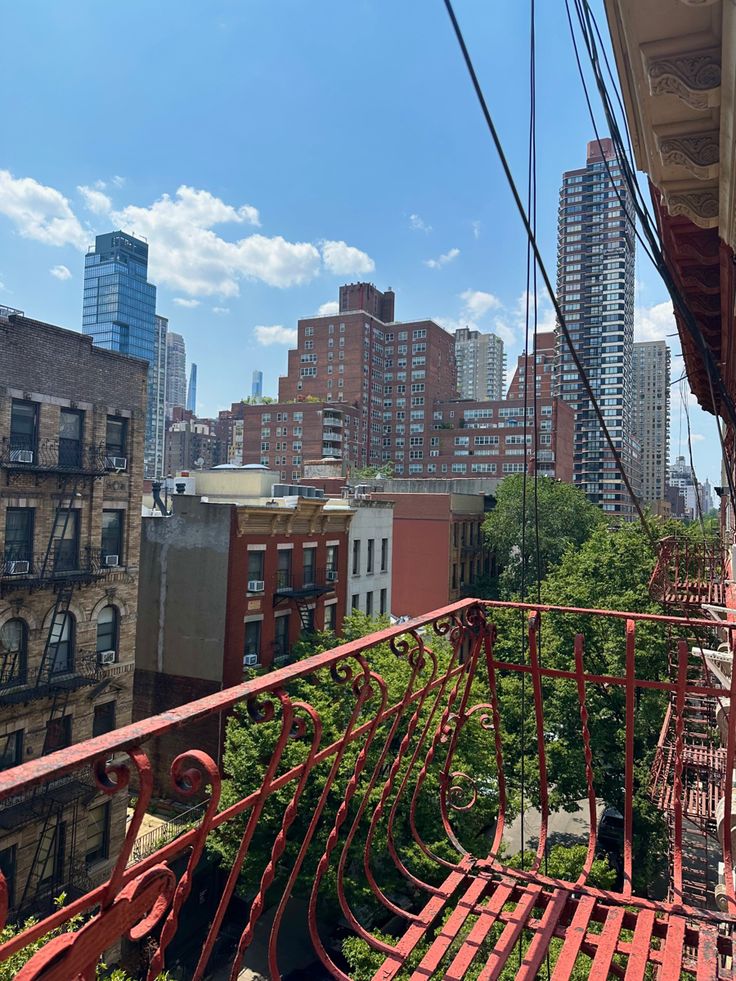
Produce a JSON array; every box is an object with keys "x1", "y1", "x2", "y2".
[
  {"x1": 10, "y1": 449, "x2": 33, "y2": 464},
  {"x1": 104, "y1": 554, "x2": 119, "y2": 567},
  {"x1": 326, "y1": 570, "x2": 338, "y2": 582},
  {"x1": 248, "y1": 579, "x2": 265, "y2": 592},
  {"x1": 99, "y1": 650, "x2": 116, "y2": 666},
  {"x1": 6, "y1": 560, "x2": 30, "y2": 575},
  {"x1": 105, "y1": 456, "x2": 127, "y2": 471},
  {"x1": 244, "y1": 654, "x2": 259, "y2": 667}
]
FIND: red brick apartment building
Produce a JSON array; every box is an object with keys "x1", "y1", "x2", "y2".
[
  {"x1": 135, "y1": 468, "x2": 352, "y2": 783},
  {"x1": 506, "y1": 330, "x2": 556, "y2": 400}
]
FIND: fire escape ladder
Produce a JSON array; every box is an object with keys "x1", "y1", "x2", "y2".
[
  {"x1": 293, "y1": 598, "x2": 313, "y2": 631},
  {"x1": 18, "y1": 798, "x2": 64, "y2": 913}
]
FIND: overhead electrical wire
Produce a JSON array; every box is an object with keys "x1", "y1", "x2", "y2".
[
  {"x1": 441, "y1": 0, "x2": 657, "y2": 547},
  {"x1": 570, "y1": 0, "x2": 736, "y2": 515}
]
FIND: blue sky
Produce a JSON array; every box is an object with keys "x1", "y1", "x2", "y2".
[{"x1": 0, "y1": 0, "x2": 721, "y2": 485}]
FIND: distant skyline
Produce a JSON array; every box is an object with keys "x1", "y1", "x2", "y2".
[{"x1": 0, "y1": 0, "x2": 719, "y2": 484}]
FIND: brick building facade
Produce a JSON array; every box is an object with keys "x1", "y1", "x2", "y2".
[
  {"x1": 0, "y1": 312, "x2": 146, "y2": 918},
  {"x1": 134, "y1": 468, "x2": 353, "y2": 790}
]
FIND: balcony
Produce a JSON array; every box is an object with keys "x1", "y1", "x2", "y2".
[
  {"x1": 0, "y1": 599, "x2": 733, "y2": 978},
  {"x1": 273, "y1": 568, "x2": 332, "y2": 600},
  {"x1": 0, "y1": 547, "x2": 115, "y2": 596},
  {"x1": 649, "y1": 536, "x2": 726, "y2": 610},
  {"x1": 0, "y1": 437, "x2": 107, "y2": 479}
]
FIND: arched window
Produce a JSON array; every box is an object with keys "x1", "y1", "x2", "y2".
[
  {"x1": 49, "y1": 613, "x2": 74, "y2": 674},
  {"x1": 0, "y1": 619, "x2": 27, "y2": 685},
  {"x1": 96, "y1": 606, "x2": 118, "y2": 660}
]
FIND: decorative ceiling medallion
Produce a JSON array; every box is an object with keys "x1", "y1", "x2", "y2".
[
  {"x1": 658, "y1": 131, "x2": 719, "y2": 180},
  {"x1": 647, "y1": 48, "x2": 721, "y2": 110}
]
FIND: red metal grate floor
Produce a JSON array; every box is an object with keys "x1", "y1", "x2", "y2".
[{"x1": 374, "y1": 864, "x2": 731, "y2": 980}]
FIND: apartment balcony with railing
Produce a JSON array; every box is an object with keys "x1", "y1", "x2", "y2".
[{"x1": 1, "y1": 599, "x2": 734, "y2": 978}]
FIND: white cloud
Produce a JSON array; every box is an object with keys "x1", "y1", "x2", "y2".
[
  {"x1": 320, "y1": 240, "x2": 375, "y2": 275},
  {"x1": 635, "y1": 300, "x2": 675, "y2": 342},
  {"x1": 172, "y1": 297, "x2": 200, "y2": 308},
  {"x1": 460, "y1": 288, "x2": 502, "y2": 318},
  {"x1": 472, "y1": 220, "x2": 481, "y2": 239},
  {"x1": 690, "y1": 433, "x2": 705, "y2": 442},
  {"x1": 425, "y1": 247, "x2": 460, "y2": 270},
  {"x1": 78, "y1": 184, "x2": 112, "y2": 215},
  {"x1": 0, "y1": 170, "x2": 87, "y2": 248},
  {"x1": 111, "y1": 175, "x2": 126, "y2": 188},
  {"x1": 317, "y1": 300, "x2": 339, "y2": 316},
  {"x1": 49, "y1": 264, "x2": 72, "y2": 280},
  {"x1": 111, "y1": 186, "x2": 325, "y2": 295},
  {"x1": 409, "y1": 213, "x2": 432, "y2": 233},
  {"x1": 212, "y1": 306, "x2": 230, "y2": 315},
  {"x1": 255, "y1": 324, "x2": 297, "y2": 346}
]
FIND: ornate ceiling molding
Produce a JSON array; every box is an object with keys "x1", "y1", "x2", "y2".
[
  {"x1": 665, "y1": 187, "x2": 720, "y2": 227},
  {"x1": 646, "y1": 47, "x2": 721, "y2": 110},
  {"x1": 658, "y1": 131, "x2": 720, "y2": 180}
]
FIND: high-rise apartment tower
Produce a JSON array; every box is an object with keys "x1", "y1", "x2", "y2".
[
  {"x1": 165, "y1": 332, "x2": 187, "y2": 417},
  {"x1": 454, "y1": 328, "x2": 505, "y2": 401},
  {"x1": 555, "y1": 139, "x2": 637, "y2": 515},
  {"x1": 82, "y1": 231, "x2": 163, "y2": 478},
  {"x1": 252, "y1": 370, "x2": 263, "y2": 398},
  {"x1": 632, "y1": 340, "x2": 670, "y2": 505},
  {"x1": 187, "y1": 363, "x2": 198, "y2": 414}
]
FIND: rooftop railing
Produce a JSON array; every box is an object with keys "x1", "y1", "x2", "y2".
[{"x1": 0, "y1": 599, "x2": 734, "y2": 978}]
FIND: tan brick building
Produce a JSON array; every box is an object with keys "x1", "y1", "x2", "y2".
[{"x1": 0, "y1": 312, "x2": 146, "y2": 918}]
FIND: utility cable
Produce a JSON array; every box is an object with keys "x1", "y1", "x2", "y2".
[{"x1": 442, "y1": 0, "x2": 657, "y2": 546}]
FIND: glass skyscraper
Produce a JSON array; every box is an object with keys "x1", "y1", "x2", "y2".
[
  {"x1": 83, "y1": 231, "x2": 164, "y2": 477},
  {"x1": 555, "y1": 139, "x2": 638, "y2": 516}
]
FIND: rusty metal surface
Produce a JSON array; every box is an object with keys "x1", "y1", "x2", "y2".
[{"x1": 0, "y1": 598, "x2": 735, "y2": 978}]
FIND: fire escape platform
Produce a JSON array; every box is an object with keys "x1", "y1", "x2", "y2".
[{"x1": 374, "y1": 865, "x2": 726, "y2": 980}]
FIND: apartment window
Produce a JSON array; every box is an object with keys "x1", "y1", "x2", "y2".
[
  {"x1": 0, "y1": 846, "x2": 16, "y2": 908},
  {"x1": 4, "y1": 508, "x2": 33, "y2": 565},
  {"x1": 303, "y1": 547, "x2": 317, "y2": 586},
  {"x1": 58, "y1": 408, "x2": 83, "y2": 468},
  {"x1": 105, "y1": 416, "x2": 127, "y2": 463},
  {"x1": 38, "y1": 820, "x2": 65, "y2": 886},
  {"x1": 0, "y1": 730, "x2": 23, "y2": 771},
  {"x1": 49, "y1": 614, "x2": 74, "y2": 675},
  {"x1": 351, "y1": 593, "x2": 359, "y2": 610},
  {"x1": 352, "y1": 540, "x2": 361, "y2": 576},
  {"x1": 365, "y1": 592, "x2": 373, "y2": 616},
  {"x1": 326, "y1": 544, "x2": 338, "y2": 577},
  {"x1": 0, "y1": 619, "x2": 27, "y2": 685},
  {"x1": 86, "y1": 801, "x2": 110, "y2": 865},
  {"x1": 9, "y1": 400, "x2": 37, "y2": 456},
  {"x1": 96, "y1": 606, "x2": 118, "y2": 659},
  {"x1": 367, "y1": 539, "x2": 374, "y2": 574},
  {"x1": 52, "y1": 509, "x2": 79, "y2": 572},
  {"x1": 43, "y1": 714, "x2": 72, "y2": 755},
  {"x1": 101, "y1": 511, "x2": 123, "y2": 565},
  {"x1": 274, "y1": 614, "x2": 290, "y2": 661},
  {"x1": 276, "y1": 550, "x2": 292, "y2": 589},
  {"x1": 93, "y1": 701, "x2": 116, "y2": 738},
  {"x1": 247, "y1": 551, "x2": 264, "y2": 586},
  {"x1": 244, "y1": 620, "x2": 262, "y2": 666},
  {"x1": 324, "y1": 603, "x2": 336, "y2": 632},
  {"x1": 380, "y1": 588, "x2": 387, "y2": 615},
  {"x1": 380, "y1": 538, "x2": 388, "y2": 572}
]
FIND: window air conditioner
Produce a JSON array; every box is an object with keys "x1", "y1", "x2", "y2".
[
  {"x1": 6, "y1": 560, "x2": 30, "y2": 575},
  {"x1": 105, "y1": 456, "x2": 127, "y2": 471},
  {"x1": 243, "y1": 654, "x2": 259, "y2": 667},
  {"x1": 10, "y1": 449, "x2": 33, "y2": 464},
  {"x1": 326, "y1": 570, "x2": 338, "y2": 581},
  {"x1": 99, "y1": 650, "x2": 116, "y2": 666},
  {"x1": 248, "y1": 579, "x2": 265, "y2": 592},
  {"x1": 104, "y1": 554, "x2": 119, "y2": 567}
]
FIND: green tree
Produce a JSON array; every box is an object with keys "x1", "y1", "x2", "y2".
[{"x1": 483, "y1": 475, "x2": 605, "y2": 598}]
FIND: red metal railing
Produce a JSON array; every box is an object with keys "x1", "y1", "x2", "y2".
[{"x1": 1, "y1": 599, "x2": 735, "y2": 979}]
